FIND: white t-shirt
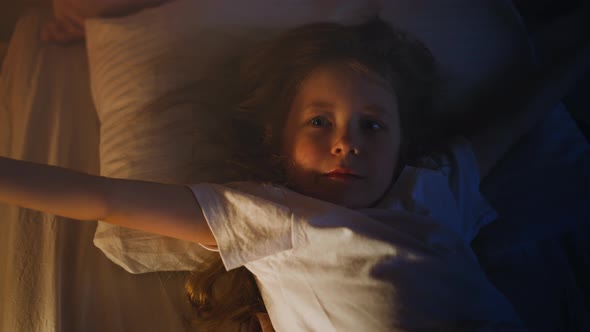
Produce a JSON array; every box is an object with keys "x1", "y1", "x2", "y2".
[{"x1": 187, "y1": 138, "x2": 524, "y2": 331}]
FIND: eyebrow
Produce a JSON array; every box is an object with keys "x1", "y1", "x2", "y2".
[{"x1": 303, "y1": 101, "x2": 391, "y2": 117}]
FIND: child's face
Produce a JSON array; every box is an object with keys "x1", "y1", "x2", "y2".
[{"x1": 281, "y1": 64, "x2": 401, "y2": 209}]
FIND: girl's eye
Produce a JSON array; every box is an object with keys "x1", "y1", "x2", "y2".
[
  {"x1": 361, "y1": 120, "x2": 385, "y2": 132},
  {"x1": 309, "y1": 116, "x2": 331, "y2": 127}
]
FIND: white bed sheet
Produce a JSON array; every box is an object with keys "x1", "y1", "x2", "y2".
[{"x1": 0, "y1": 9, "x2": 229, "y2": 332}]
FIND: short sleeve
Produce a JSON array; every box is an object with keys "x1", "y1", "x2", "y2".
[
  {"x1": 441, "y1": 137, "x2": 498, "y2": 241},
  {"x1": 186, "y1": 182, "x2": 294, "y2": 271}
]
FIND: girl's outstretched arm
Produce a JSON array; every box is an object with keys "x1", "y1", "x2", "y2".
[
  {"x1": 0, "y1": 156, "x2": 215, "y2": 245},
  {"x1": 469, "y1": 41, "x2": 590, "y2": 180}
]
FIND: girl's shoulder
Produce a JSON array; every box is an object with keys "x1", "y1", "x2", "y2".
[{"x1": 220, "y1": 181, "x2": 290, "y2": 204}]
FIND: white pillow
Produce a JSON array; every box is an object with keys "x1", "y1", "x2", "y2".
[{"x1": 85, "y1": 0, "x2": 534, "y2": 273}]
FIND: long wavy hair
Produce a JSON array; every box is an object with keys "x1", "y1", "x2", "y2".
[{"x1": 184, "y1": 17, "x2": 442, "y2": 331}]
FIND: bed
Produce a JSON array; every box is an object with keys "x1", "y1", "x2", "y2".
[{"x1": 0, "y1": 1, "x2": 588, "y2": 331}]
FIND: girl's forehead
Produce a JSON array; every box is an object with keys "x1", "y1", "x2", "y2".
[
  {"x1": 293, "y1": 64, "x2": 398, "y2": 112},
  {"x1": 304, "y1": 62, "x2": 392, "y2": 89}
]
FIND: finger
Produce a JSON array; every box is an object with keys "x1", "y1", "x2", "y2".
[
  {"x1": 54, "y1": 1, "x2": 86, "y2": 30},
  {"x1": 48, "y1": 21, "x2": 70, "y2": 43},
  {"x1": 59, "y1": 16, "x2": 85, "y2": 38},
  {"x1": 41, "y1": 20, "x2": 62, "y2": 42},
  {"x1": 44, "y1": 20, "x2": 84, "y2": 44},
  {"x1": 41, "y1": 22, "x2": 54, "y2": 42}
]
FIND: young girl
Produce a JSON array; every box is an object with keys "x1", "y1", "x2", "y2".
[{"x1": 3, "y1": 17, "x2": 572, "y2": 331}]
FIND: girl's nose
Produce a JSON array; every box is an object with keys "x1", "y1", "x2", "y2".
[{"x1": 331, "y1": 133, "x2": 360, "y2": 156}]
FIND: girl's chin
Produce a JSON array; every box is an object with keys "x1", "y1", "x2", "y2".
[
  {"x1": 312, "y1": 190, "x2": 373, "y2": 210},
  {"x1": 289, "y1": 177, "x2": 379, "y2": 209}
]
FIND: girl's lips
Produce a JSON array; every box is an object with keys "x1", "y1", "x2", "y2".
[
  {"x1": 324, "y1": 173, "x2": 361, "y2": 180},
  {"x1": 323, "y1": 169, "x2": 363, "y2": 179}
]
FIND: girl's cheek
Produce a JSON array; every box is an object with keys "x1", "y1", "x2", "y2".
[
  {"x1": 293, "y1": 136, "x2": 325, "y2": 166},
  {"x1": 369, "y1": 138, "x2": 398, "y2": 163}
]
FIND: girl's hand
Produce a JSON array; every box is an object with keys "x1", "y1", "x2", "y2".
[
  {"x1": 41, "y1": 0, "x2": 88, "y2": 44},
  {"x1": 41, "y1": 17, "x2": 85, "y2": 44},
  {"x1": 40, "y1": 0, "x2": 173, "y2": 44}
]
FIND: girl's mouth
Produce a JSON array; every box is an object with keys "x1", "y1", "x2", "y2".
[
  {"x1": 323, "y1": 168, "x2": 364, "y2": 180},
  {"x1": 324, "y1": 173, "x2": 361, "y2": 180}
]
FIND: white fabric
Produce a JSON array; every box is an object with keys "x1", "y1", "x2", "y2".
[
  {"x1": 373, "y1": 138, "x2": 498, "y2": 244},
  {"x1": 84, "y1": 0, "x2": 534, "y2": 274},
  {"x1": 188, "y1": 139, "x2": 522, "y2": 331}
]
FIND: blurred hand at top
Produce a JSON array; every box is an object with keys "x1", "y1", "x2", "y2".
[{"x1": 41, "y1": 0, "x2": 172, "y2": 44}]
